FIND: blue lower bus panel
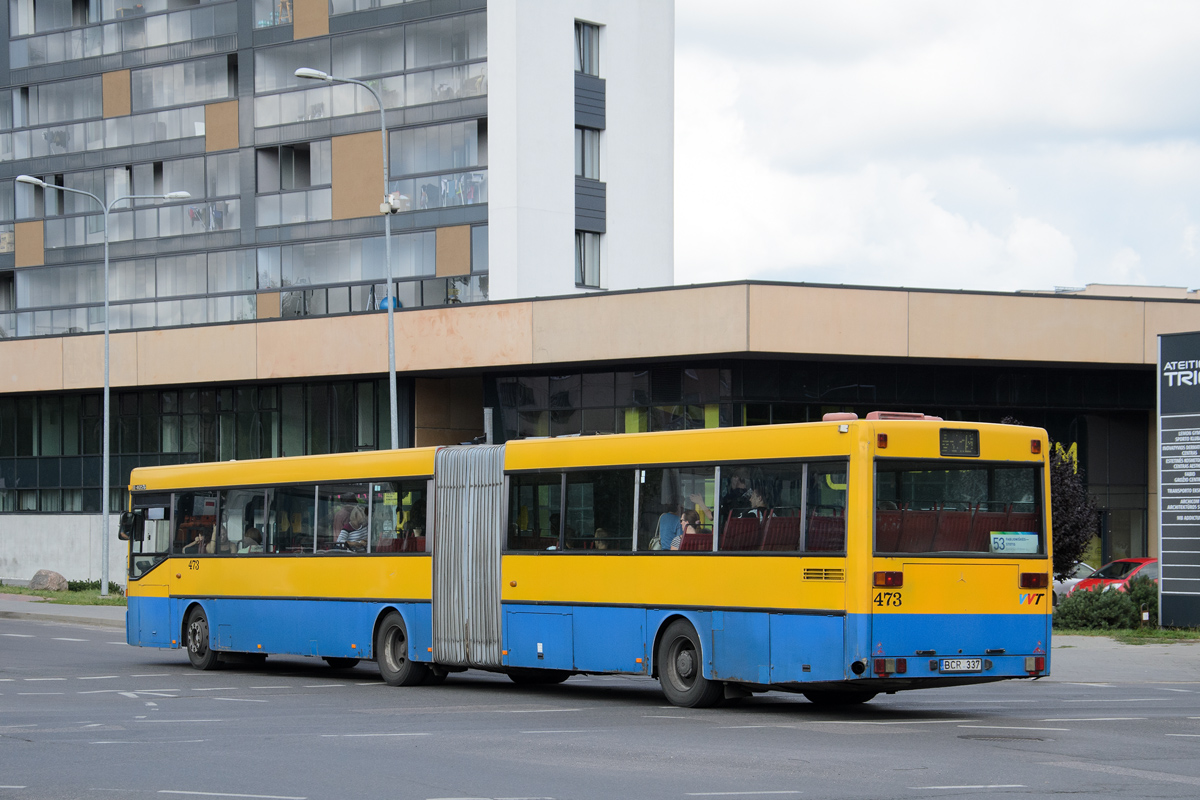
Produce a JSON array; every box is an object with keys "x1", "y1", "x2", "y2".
[{"x1": 868, "y1": 612, "x2": 1051, "y2": 676}]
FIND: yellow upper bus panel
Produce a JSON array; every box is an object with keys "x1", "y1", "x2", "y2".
[
  {"x1": 129, "y1": 447, "x2": 438, "y2": 492},
  {"x1": 868, "y1": 419, "x2": 1048, "y2": 463}
]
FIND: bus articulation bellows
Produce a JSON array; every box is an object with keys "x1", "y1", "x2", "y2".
[{"x1": 122, "y1": 412, "x2": 1052, "y2": 707}]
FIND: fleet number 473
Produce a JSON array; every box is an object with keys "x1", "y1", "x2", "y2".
[{"x1": 873, "y1": 591, "x2": 902, "y2": 607}]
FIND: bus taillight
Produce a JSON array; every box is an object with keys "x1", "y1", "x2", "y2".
[
  {"x1": 1025, "y1": 656, "x2": 1045, "y2": 673},
  {"x1": 874, "y1": 571, "x2": 903, "y2": 587},
  {"x1": 1020, "y1": 573, "x2": 1048, "y2": 589},
  {"x1": 874, "y1": 657, "x2": 907, "y2": 675}
]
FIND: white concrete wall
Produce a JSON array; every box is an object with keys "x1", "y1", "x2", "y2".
[
  {"x1": 487, "y1": 0, "x2": 674, "y2": 300},
  {"x1": 0, "y1": 515, "x2": 126, "y2": 589}
]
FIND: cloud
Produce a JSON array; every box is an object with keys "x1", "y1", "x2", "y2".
[{"x1": 674, "y1": 0, "x2": 1200, "y2": 292}]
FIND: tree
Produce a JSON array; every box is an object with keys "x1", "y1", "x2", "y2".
[{"x1": 1002, "y1": 417, "x2": 1099, "y2": 579}]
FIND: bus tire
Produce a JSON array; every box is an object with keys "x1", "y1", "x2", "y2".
[
  {"x1": 803, "y1": 690, "x2": 877, "y2": 706},
  {"x1": 184, "y1": 607, "x2": 221, "y2": 671},
  {"x1": 375, "y1": 611, "x2": 427, "y2": 687},
  {"x1": 323, "y1": 657, "x2": 360, "y2": 669},
  {"x1": 657, "y1": 619, "x2": 723, "y2": 708},
  {"x1": 507, "y1": 668, "x2": 571, "y2": 685}
]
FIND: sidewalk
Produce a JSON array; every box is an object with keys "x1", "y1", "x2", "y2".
[{"x1": 0, "y1": 593, "x2": 126, "y2": 629}]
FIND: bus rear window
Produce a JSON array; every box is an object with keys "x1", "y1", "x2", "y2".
[{"x1": 874, "y1": 460, "x2": 1043, "y2": 555}]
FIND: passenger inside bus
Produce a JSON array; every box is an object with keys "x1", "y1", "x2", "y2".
[
  {"x1": 239, "y1": 526, "x2": 264, "y2": 553},
  {"x1": 335, "y1": 507, "x2": 368, "y2": 551}
]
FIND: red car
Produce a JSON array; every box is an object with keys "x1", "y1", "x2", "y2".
[{"x1": 1066, "y1": 558, "x2": 1158, "y2": 596}]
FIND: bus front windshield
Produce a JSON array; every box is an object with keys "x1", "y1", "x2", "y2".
[{"x1": 874, "y1": 460, "x2": 1044, "y2": 556}]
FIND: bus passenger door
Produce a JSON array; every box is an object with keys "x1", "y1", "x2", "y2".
[{"x1": 431, "y1": 445, "x2": 506, "y2": 668}]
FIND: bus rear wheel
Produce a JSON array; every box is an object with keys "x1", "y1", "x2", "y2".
[
  {"x1": 185, "y1": 607, "x2": 221, "y2": 671},
  {"x1": 803, "y1": 690, "x2": 877, "y2": 706},
  {"x1": 375, "y1": 611, "x2": 427, "y2": 686},
  {"x1": 658, "y1": 620, "x2": 723, "y2": 708}
]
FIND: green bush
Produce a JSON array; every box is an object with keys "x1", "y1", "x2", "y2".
[
  {"x1": 65, "y1": 579, "x2": 124, "y2": 596},
  {"x1": 1123, "y1": 576, "x2": 1158, "y2": 627},
  {"x1": 1054, "y1": 586, "x2": 1137, "y2": 629}
]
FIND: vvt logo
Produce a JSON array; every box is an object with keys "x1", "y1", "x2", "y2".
[{"x1": 1018, "y1": 593, "x2": 1044, "y2": 605}]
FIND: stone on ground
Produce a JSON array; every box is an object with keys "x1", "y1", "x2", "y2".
[{"x1": 29, "y1": 569, "x2": 68, "y2": 592}]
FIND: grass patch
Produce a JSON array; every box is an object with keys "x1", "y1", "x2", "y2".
[
  {"x1": 0, "y1": 583, "x2": 126, "y2": 606},
  {"x1": 1055, "y1": 626, "x2": 1200, "y2": 644}
]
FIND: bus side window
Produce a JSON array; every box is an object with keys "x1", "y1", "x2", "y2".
[
  {"x1": 269, "y1": 485, "x2": 315, "y2": 553},
  {"x1": 640, "y1": 467, "x2": 714, "y2": 552},
  {"x1": 173, "y1": 492, "x2": 217, "y2": 555},
  {"x1": 805, "y1": 463, "x2": 848, "y2": 553},
  {"x1": 507, "y1": 473, "x2": 563, "y2": 551},
  {"x1": 564, "y1": 469, "x2": 635, "y2": 551}
]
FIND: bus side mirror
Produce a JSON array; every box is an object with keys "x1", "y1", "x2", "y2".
[{"x1": 118, "y1": 510, "x2": 144, "y2": 541}]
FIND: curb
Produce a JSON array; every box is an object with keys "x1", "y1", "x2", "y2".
[{"x1": 0, "y1": 610, "x2": 125, "y2": 630}]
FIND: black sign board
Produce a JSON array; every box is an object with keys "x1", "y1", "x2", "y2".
[{"x1": 1159, "y1": 332, "x2": 1200, "y2": 627}]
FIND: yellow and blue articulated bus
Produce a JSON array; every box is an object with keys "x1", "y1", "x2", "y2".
[{"x1": 123, "y1": 413, "x2": 1052, "y2": 707}]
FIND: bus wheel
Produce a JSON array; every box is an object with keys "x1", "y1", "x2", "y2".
[
  {"x1": 803, "y1": 690, "x2": 877, "y2": 706},
  {"x1": 658, "y1": 620, "x2": 723, "y2": 708},
  {"x1": 375, "y1": 611, "x2": 427, "y2": 687},
  {"x1": 184, "y1": 607, "x2": 221, "y2": 671},
  {"x1": 508, "y1": 669, "x2": 571, "y2": 685},
  {"x1": 323, "y1": 657, "x2": 360, "y2": 669}
]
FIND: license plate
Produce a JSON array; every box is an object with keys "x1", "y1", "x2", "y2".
[{"x1": 940, "y1": 658, "x2": 983, "y2": 673}]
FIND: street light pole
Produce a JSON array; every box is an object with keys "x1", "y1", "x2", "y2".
[
  {"x1": 17, "y1": 175, "x2": 189, "y2": 596},
  {"x1": 295, "y1": 67, "x2": 399, "y2": 450}
]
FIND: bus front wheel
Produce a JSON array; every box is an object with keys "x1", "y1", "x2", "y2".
[
  {"x1": 375, "y1": 611, "x2": 427, "y2": 686},
  {"x1": 185, "y1": 607, "x2": 221, "y2": 671},
  {"x1": 658, "y1": 620, "x2": 723, "y2": 708}
]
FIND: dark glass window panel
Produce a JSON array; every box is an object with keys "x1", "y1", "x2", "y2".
[
  {"x1": 307, "y1": 384, "x2": 330, "y2": 455},
  {"x1": 742, "y1": 364, "x2": 779, "y2": 401},
  {"x1": 118, "y1": 415, "x2": 138, "y2": 454},
  {"x1": 332, "y1": 382, "x2": 355, "y2": 453},
  {"x1": 650, "y1": 405, "x2": 687, "y2": 432},
  {"x1": 0, "y1": 459, "x2": 13, "y2": 490},
  {"x1": 515, "y1": 376, "x2": 548, "y2": 409},
  {"x1": 500, "y1": 408, "x2": 519, "y2": 441},
  {"x1": 81, "y1": 488, "x2": 101, "y2": 512},
  {"x1": 119, "y1": 393, "x2": 138, "y2": 415},
  {"x1": 745, "y1": 404, "x2": 770, "y2": 426},
  {"x1": 199, "y1": 390, "x2": 215, "y2": 414},
  {"x1": 39, "y1": 396, "x2": 62, "y2": 456},
  {"x1": 179, "y1": 389, "x2": 198, "y2": 414},
  {"x1": 38, "y1": 457, "x2": 60, "y2": 487},
  {"x1": 356, "y1": 382, "x2": 375, "y2": 450},
  {"x1": 81, "y1": 456, "x2": 100, "y2": 487},
  {"x1": 771, "y1": 404, "x2": 806, "y2": 424},
  {"x1": 218, "y1": 388, "x2": 234, "y2": 412},
  {"x1": 62, "y1": 395, "x2": 80, "y2": 456},
  {"x1": 581, "y1": 372, "x2": 614, "y2": 408},
  {"x1": 683, "y1": 368, "x2": 720, "y2": 404},
  {"x1": 236, "y1": 412, "x2": 256, "y2": 460},
  {"x1": 818, "y1": 366, "x2": 861, "y2": 403},
  {"x1": 564, "y1": 469, "x2": 635, "y2": 551},
  {"x1": 16, "y1": 398, "x2": 34, "y2": 456},
  {"x1": 581, "y1": 408, "x2": 614, "y2": 435},
  {"x1": 218, "y1": 413, "x2": 235, "y2": 460},
  {"x1": 199, "y1": 415, "x2": 217, "y2": 462},
  {"x1": 0, "y1": 399, "x2": 14, "y2": 457},
  {"x1": 16, "y1": 458, "x2": 38, "y2": 487},
  {"x1": 181, "y1": 414, "x2": 200, "y2": 455},
  {"x1": 550, "y1": 408, "x2": 580, "y2": 438},
  {"x1": 897, "y1": 365, "x2": 937, "y2": 406},
  {"x1": 548, "y1": 374, "x2": 580, "y2": 410},
  {"x1": 236, "y1": 387, "x2": 257, "y2": 413},
  {"x1": 615, "y1": 371, "x2": 649, "y2": 406},
  {"x1": 650, "y1": 367, "x2": 681, "y2": 404},
  {"x1": 1012, "y1": 373, "x2": 1045, "y2": 406},
  {"x1": 260, "y1": 386, "x2": 278, "y2": 410},
  {"x1": 518, "y1": 410, "x2": 548, "y2": 439},
  {"x1": 60, "y1": 457, "x2": 81, "y2": 488}
]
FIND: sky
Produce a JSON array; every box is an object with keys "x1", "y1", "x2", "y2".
[{"x1": 672, "y1": 1, "x2": 1200, "y2": 293}]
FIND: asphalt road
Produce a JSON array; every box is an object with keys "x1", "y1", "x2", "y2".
[{"x1": 3, "y1": 615, "x2": 1200, "y2": 800}]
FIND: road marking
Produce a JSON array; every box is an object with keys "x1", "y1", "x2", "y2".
[
  {"x1": 193, "y1": 687, "x2": 238, "y2": 691},
  {"x1": 959, "y1": 725, "x2": 1069, "y2": 732},
  {"x1": 911, "y1": 786, "x2": 1025, "y2": 791},
  {"x1": 78, "y1": 676, "x2": 120, "y2": 680},
  {"x1": 159, "y1": 792, "x2": 306, "y2": 799},
  {"x1": 52, "y1": 637, "x2": 88, "y2": 642},
  {"x1": 24, "y1": 677, "x2": 66, "y2": 681},
  {"x1": 685, "y1": 793, "x2": 803, "y2": 797},
  {"x1": 18, "y1": 692, "x2": 64, "y2": 696},
  {"x1": 1166, "y1": 733, "x2": 1200, "y2": 737},
  {"x1": 504, "y1": 708, "x2": 581, "y2": 714},
  {"x1": 211, "y1": 698, "x2": 267, "y2": 703},
  {"x1": 1064, "y1": 682, "x2": 1112, "y2": 687},
  {"x1": 643, "y1": 715, "x2": 692, "y2": 719},
  {"x1": 356, "y1": 682, "x2": 386, "y2": 686},
  {"x1": 0, "y1": 633, "x2": 34, "y2": 638},
  {"x1": 520, "y1": 730, "x2": 600, "y2": 734},
  {"x1": 1041, "y1": 717, "x2": 1146, "y2": 722},
  {"x1": 1063, "y1": 698, "x2": 1158, "y2": 703},
  {"x1": 107, "y1": 641, "x2": 126, "y2": 645},
  {"x1": 132, "y1": 673, "x2": 169, "y2": 677},
  {"x1": 0, "y1": 786, "x2": 28, "y2": 790},
  {"x1": 94, "y1": 739, "x2": 207, "y2": 745},
  {"x1": 0, "y1": 725, "x2": 37, "y2": 728},
  {"x1": 248, "y1": 686, "x2": 290, "y2": 689},
  {"x1": 136, "y1": 719, "x2": 224, "y2": 723},
  {"x1": 1156, "y1": 688, "x2": 1195, "y2": 693},
  {"x1": 1041, "y1": 760, "x2": 1200, "y2": 787},
  {"x1": 302, "y1": 684, "x2": 345, "y2": 688}
]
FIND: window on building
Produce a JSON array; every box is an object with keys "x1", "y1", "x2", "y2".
[
  {"x1": 575, "y1": 21, "x2": 599, "y2": 76},
  {"x1": 257, "y1": 142, "x2": 331, "y2": 193},
  {"x1": 575, "y1": 127, "x2": 599, "y2": 180},
  {"x1": 389, "y1": 120, "x2": 483, "y2": 178},
  {"x1": 575, "y1": 231, "x2": 601, "y2": 288}
]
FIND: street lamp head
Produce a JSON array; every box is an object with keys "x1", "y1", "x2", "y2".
[
  {"x1": 164, "y1": 191, "x2": 191, "y2": 200},
  {"x1": 16, "y1": 174, "x2": 45, "y2": 187},
  {"x1": 294, "y1": 67, "x2": 332, "y2": 82}
]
